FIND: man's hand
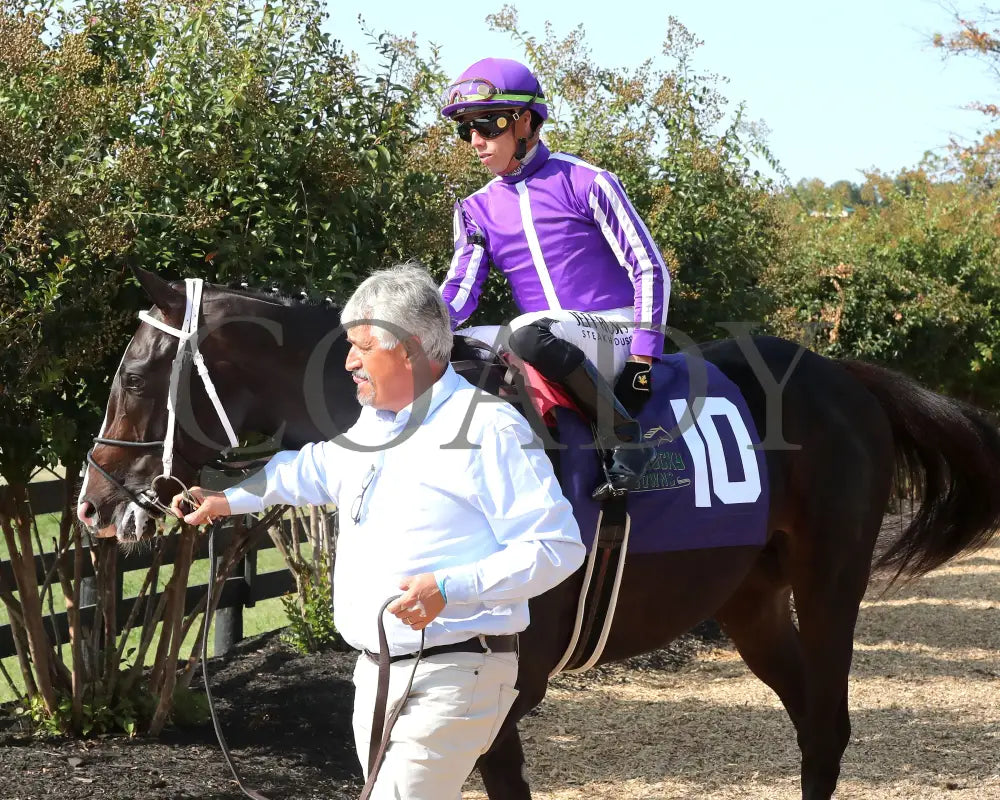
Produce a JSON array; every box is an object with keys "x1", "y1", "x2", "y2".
[
  {"x1": 169, "y1": 486, "x2": 232, "y2": 526},
  {"x1": 387, "y1": 573, "x2": 446, "y2": 631}
]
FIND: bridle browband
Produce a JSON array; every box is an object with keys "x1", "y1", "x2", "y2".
[{"x1": 86, "y1": 278, "x2": 240, "y2": 518}]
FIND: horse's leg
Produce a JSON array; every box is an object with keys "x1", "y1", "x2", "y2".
[
  {"x1": 715, "y1": 543, "x2": 807, "y2": 733},
  {"x1": 785, "y1": 523, "x2": 875, "y2": 800},
  {"x1": 478, "y1": 725, "x2": 531, "y2": 800},
  {"x1": 720, "y1": 514, "x2": 877, "y2": 800}
]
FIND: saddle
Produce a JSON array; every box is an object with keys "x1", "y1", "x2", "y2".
[{"x1": 450, "y1": 334, "x2": 573, "y2": 425}]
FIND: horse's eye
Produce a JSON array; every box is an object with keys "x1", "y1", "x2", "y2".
[{"x1": 122, "y1": 373, "x2": 145, "y2": 392}]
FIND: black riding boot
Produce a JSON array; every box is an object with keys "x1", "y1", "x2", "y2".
[{"x1": 559, "y1": 360, "x2": 653, "y2": 500}]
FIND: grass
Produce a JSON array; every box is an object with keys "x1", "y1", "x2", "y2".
[{"x1": 0, "y1": 509, "x2": 298, "y2": 705}]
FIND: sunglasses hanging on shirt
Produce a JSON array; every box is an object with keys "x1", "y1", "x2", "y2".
[{"x1": 456, "y1": 112, "x2": 515, "y2": 142}]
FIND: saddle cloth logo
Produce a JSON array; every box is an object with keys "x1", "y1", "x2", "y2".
[{"x1": 636, "y1": 426, "x2": 690, "y2": 492}]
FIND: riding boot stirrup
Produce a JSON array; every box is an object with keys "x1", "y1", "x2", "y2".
[{"x1": 558, "y1": 360, "x2": 654, "y2": 500}]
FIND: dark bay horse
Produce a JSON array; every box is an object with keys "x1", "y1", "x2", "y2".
[{"x1": 78, "y1": 267, "x2": 1000, "y2": 800}]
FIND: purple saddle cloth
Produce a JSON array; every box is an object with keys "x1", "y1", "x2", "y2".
[{"x1": 553, "y1": 355, "x2": 769, "y2": 553}]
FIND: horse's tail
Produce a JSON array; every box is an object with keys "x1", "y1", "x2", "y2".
[{"x1": 840, "y1": 359, "x2": 1000, "y2": 582}]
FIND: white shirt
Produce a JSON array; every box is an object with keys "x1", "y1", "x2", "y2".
[{"x1": 225, "y1": 365, "x2": 585, "y2": 655}]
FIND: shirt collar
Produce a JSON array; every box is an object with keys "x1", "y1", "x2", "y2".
[
  {"x1": 372, "y1": 364, "x2": 460, "y2": 431},
  {"x1": 500, "y1": 141, "x2": 550, "y2": 184}
]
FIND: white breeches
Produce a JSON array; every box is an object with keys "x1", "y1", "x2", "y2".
[{"x1": 459, "y1": 306, "x2": 634, "y2": 383}]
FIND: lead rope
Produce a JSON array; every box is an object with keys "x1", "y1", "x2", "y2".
[
  {"x1": 358, "y1": 597, "x2": 425, "y2": 800},
  {"x1": 201, "y1": 509, "x2": 284, "y2": 800},
  {"x1": 199, "y1": 516, "x2": 422, "y2": 799}
]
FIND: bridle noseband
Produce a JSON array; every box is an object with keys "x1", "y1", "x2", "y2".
[{"x1": 86, "y1": 278, "x2": 240, "y2": 519}]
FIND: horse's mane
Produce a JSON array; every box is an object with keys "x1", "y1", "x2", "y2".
[
  {"x1": 225, "y1": 285, "x2": 301, "y2": 307},
  {"x1": 212, "y1": 282, "x2": 341, "y2": 310}
]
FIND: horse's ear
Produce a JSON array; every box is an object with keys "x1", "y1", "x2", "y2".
[{"x1": 131, "y1": 265, "x2": 183, "y2": 314}]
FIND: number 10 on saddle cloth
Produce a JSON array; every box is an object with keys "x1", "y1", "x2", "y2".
[{"x1": 555, "y1": 356, "x2": 769, "y2": 554}]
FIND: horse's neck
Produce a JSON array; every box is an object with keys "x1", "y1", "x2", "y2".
[{"x1": 218, "y1": 299, "x2": 359, "y2": 449}]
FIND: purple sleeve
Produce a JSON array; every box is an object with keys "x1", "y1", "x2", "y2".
[
  {"x1": 588, "y1": 172, "x2": 670, "y2": 358},
  {"x1": 440, "y1": 201, "x2": 491, "y2": 328}
]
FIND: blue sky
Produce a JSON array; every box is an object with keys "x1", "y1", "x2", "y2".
[{"x1": 324, "y1": 0, "x2": 998, "y2": 185}]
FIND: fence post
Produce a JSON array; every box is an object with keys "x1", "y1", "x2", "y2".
[
  {"x1": 79, "y1": 568, "x2": 97, "y2": 675},
  {"x1": 213, "y1": 551, "x2": 243, "y2": 657},
  {"x1": 79, "y1": 575, "x2": 97, "y2": 609},
  {"x1": 244, "y1": 547, "x2": 257, "y2": 610}
]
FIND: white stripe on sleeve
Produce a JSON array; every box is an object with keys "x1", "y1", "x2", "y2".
[{"x1": 516, "y1": 182, "x2": 562, "y2": 310}]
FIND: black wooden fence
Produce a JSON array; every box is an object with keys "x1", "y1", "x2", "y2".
[{"x1": 0, "y1": 478, "x2": 301, "y2": 660}]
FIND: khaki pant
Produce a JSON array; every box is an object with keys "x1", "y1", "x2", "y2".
[{"x1": 352, "y1": 649, "x2": 519, "y2": 799}]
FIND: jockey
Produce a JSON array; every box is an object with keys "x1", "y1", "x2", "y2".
[{"x1": 439, "y1": 57, "x2": 671, "y2": 500}]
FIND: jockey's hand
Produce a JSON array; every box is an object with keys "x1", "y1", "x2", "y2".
[
  {"x1": 616, "y1": 358, "x2": 654, "y2": 417},
  {"x1": 387, "y1": 573, "x2": 446, "y2": 631},
  {"x1": 169, "y1": 486, "x2": 231, "y2": 526}
]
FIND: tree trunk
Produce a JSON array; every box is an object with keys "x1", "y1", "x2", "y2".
[
  {"x1": 148, "y1": 526, "x2": 197, "y2": 736},
  {"x1": 0, "y1": 486, "x2": 59, "y2": 714}
]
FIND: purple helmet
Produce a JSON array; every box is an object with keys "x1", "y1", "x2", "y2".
[{"x1": 440, "y1": 57, "x2": 548, "y2": 120}]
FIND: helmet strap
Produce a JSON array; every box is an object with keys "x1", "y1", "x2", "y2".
[
  {"x1": 514, "y1": 136, "x2": 529, "y2": 161},
  {"x1": 510, "y1": 85, "x2": 540, "y2": 163}
]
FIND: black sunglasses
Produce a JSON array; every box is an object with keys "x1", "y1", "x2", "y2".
[{"x1": 456, "y1": 112, "x2": 515, "y2": 142}]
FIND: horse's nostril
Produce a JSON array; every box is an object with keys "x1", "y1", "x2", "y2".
[{"x1": 77, "y1": 501, "x2": 96, "y2": 524}]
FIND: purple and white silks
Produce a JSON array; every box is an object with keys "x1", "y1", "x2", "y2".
[{"x1": 441, "y1": 143, "x2": 671, "y2": 359}]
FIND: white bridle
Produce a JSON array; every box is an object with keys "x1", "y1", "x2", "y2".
[{"x1": 137, "y1": 277, "x2": 240, "y2": 482}]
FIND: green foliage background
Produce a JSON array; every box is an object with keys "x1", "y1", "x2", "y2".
[
  {"x1": 769, "y1": 167, "x2": 1000, "y2": 406},
  {"x1": 3, "y1": 0, "x2": 1000, "y2": 736},
  {"x1": 2, "y1": 0, "x2": 998, "y2": 484}
]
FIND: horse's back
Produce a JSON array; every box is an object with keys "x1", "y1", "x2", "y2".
[{"x1": 702, "y1": 335, "x2": 895, "y2": 502}]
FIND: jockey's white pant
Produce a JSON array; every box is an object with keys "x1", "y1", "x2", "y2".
[
  {"x1": 459, "y1": 306, "x2": 634, "y2": 384},
  {"x1": 352, "y1": 649, "x2": 519, "y2": 799}
]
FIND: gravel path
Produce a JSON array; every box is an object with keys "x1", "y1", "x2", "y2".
[
  {"x1": 1, "y1": 543, "x2": 996, "y2": 799},
  {"x1": 465, "y1": 542, "x2": 1000, "y2": 799}
]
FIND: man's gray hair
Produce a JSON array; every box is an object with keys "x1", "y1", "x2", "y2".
[{"x1": 342, "y1": 263, "x2": 453, "y2": 363}]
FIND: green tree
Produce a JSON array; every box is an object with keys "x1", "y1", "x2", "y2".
[
  {"x1": 0, "y1": 0, "x2": 429, "y2": 734},
  {"x1": 767, "y1": 168, "x2": 1000, "y2": 405}
]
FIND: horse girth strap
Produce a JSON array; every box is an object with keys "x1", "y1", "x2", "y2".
[
  {"x1": 359, "y1": 598, "x2": 425, "y2": 800},
  {"x1": 561, "y1": 495, "x2": 631, "y2": 673}
]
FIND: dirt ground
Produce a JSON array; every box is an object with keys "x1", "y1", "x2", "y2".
[{"x1": 1, "y1": 541, "x2": 997, "y2": 800}]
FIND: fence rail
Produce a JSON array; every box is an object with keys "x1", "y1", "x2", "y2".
[{"x1": 0, "y1": 478, "x2": 300, "y2": 660}]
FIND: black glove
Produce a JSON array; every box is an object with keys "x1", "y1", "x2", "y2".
[{"x1": 615, "y1": 360, "x2": 653, "y2": 417}]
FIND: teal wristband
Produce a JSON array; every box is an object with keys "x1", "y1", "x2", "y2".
[{"x1": 435, "y1": 574, "x2": 448, "y2": 603}]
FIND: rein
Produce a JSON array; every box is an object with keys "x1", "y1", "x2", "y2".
[
  {"x1": 203, "y1": 509, "x2": 285, "y2": 800},
  {"x1": 359, "y1": 597, "x2": 425, "y2": 800}
]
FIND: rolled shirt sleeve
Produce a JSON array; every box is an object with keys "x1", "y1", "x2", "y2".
[
  {"x1": 224, "y1": 441, "x2": 343, "y2": 514},
  {"x1": 440, "y1": 201, "x2": 491, "y2": 328},
  {"x1": 435, "y1": 419, "x2": 586, "y2": 606},
  {"x1": 588, "y1": 171, "x2": 670, "y2": 358}
]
